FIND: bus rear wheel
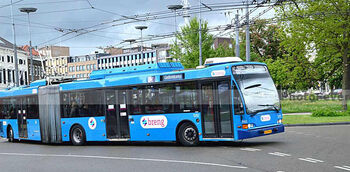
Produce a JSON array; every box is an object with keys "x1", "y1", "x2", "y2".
[
  {"x1": 177, "y1": 123, "x2": 199, "y2": 146},
  {"x1": 70, "y1": 125, "x2": 86, "y2": 146},
  {"x1": 7, "y1": 127, "x2": 14, "y2": 142}
]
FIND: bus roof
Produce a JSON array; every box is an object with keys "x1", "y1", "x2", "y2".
[{"x1": 0, "y1": 61, "x2": 266, "y2": 97}]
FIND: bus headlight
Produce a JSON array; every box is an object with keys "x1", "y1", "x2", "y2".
[{"x1": 277, "y1": 119, "x2": 283, "y2": 124}]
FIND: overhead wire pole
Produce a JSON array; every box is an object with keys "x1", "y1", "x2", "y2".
[
  {"x1": 199, "y1": 0, "x2": 203, "y2": 66},
  {"x1": 20, "y1": 7, "x2": 37, "y2": 83},
  {"x1": 10, "y1": 0, "x2": 19, "y2": 87},
  {"x1": 168, "y1": 5, "x2": 183, "y2": 62},
  {"x1": 235, "y1": 13, "x2": 240, "y2": 57},
  {"x1": 245, "y1": 0, "x2": 250, "y2": 62}
]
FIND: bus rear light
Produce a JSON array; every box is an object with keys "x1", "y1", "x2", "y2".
[
  {"x1": 237, "y1": 126, "x2": 242, "y2": 128},
  {"x1": 242, "y1": 124, "x2": 248, "y2": 129}
]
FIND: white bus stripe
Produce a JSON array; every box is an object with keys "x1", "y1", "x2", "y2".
[{"x1": 0, "y1": 152, "x2": 247, "y2": 169}]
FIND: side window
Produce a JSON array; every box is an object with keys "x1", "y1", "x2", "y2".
[
  {"x1": 2, "y1": 99, "x2": 10, "y2": 119},
  {"x1": 0, "y1": 99, "x2": 4, "y2": 119},
  {"x1": 27, "y1": 96, "x2": 39, "y2": 119},
  {"x1": 61, "y1": 93, "x2": 70, "y2": 118},
  {"x1": 174, "y1": 82, "x2": 199, "y2": 113},
  {"x1": 233, "y1": 84, "x2": 244, "y2": 115},
  {"x1": 130, "y1": 88, "x2": 143, "y2": 114},
  {"x1": 144, "y1": 85, "x2": 173, "y2": 114},
  {"x1": 86, "y1": 90, "x2": 104, "y2": 117},
  {"x1": 9, "y1": 98, "x2": 16, "y2": 119}
]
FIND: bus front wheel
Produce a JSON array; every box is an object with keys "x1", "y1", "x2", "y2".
[
  {"x1": 70, "y1": 125, "x2": 86, "y2": 146},
  {"x1": 177, "y1": 122, "x2": 199, "y2": 146},
  {"x1": 7, "y1": 127, "x2": 14, "y2": 142}
]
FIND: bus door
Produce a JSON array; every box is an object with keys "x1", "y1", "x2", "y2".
[
  {"x1": 117, "y1": 90, "x2": 130, "y2": 138},
  {"x1": 200, "y1": 80, "x2": 233, "y2": 138},
  {"x1": 105, "y1": 90, "x2": 130, "y2": 139},
  {"x1": 17, "y1": 98, "x2": 28, "y2": 138}
]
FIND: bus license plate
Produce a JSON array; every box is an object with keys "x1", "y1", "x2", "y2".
[{"x1": 264, "y1": 130, "x2": 272, "y2": 134}]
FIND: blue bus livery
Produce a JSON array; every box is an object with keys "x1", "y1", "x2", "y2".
[{"x1": 0, "y1": 59, "x2": 284, "y2": 146}]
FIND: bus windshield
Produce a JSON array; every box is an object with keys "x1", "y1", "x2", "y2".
[{"x1": 232, "y1": 65, "x2": 280, "y2": 114}]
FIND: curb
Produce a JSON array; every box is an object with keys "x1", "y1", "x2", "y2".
[{"x1": 285, "y1": 122, "x2": 350, "y2": 127}]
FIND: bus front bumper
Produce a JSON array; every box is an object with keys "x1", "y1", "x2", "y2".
[{"x1": 237, "y1": 124, "x2": 284, "y2": 140}]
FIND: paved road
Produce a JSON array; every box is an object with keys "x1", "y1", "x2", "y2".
[{"x1": 0, "y1": 125, "x2": 349, "y2": 172}]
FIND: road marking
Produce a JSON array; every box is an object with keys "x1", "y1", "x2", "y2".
[
  {"x1": 298, "y1": 158, "x2": 324, "y2": 163},
  {"x1": 268, "y1": 152, "x2": 291, "y2": 157},
  {"x1": 334, "y1": 166, "x2": 350, "y2": 171},
  {"x1": 240, "y1": 148, "x2": 261, "y2": 152},
  {"x1": 0, "y1": 152, "x2": 247, "y2": 169}
]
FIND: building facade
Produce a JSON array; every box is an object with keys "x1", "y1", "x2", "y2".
[
  {"x1": 21, "y1": 45, "x2": 45, "y2": 82},
  {"x1": 38, "y1": 45, "x2": 69, "y2": 58},
  {"x1": 0, "y1": 37, "x2": 29, "y2": 89},
  {"x1": 213, "y1": 37, "x2": 233, "y2": 49},
  {"x1": 45, "y1": 56, "x2": 69, "y2": 77},
  {"x1": 67, "y1": 53, "x2": 109, "y2": 78},
  {"x1": 97, "y1": 49, "x2": 170, "y2": 70}
]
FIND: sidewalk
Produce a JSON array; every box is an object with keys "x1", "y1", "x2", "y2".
[{"x1": 284, "y1": 112, "x2": 312, "y2": 115}]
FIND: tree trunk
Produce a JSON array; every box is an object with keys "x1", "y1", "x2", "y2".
[{"x1": 342, "y1": 32, "x2": 349, "y2": 111}]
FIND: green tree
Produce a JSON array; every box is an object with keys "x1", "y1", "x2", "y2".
[
  {"x1": 170, "y1": 17, "x2": 214, "y2": 68},
  {"x1": 239, "y1": 20, "x2": 314, "y2": 90},
  {"x1": 277, "y1": 0, "x2": 350, "y2": 110}
]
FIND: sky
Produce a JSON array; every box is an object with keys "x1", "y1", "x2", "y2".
[{"x1": 0, "y1": 0, "x2": 275, "y2": 56}]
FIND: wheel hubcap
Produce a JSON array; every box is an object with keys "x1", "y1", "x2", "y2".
[
  {"x1": 73, "y1": 128, "x2": 82, "y2": 143},
  {"x1": 184, "y1": 127, "x2": 197, "y2": 141}
]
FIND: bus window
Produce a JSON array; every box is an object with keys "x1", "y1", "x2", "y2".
[
  {"x1": 61, "y1": 93, "x2": 70, "y2": 118},
  {"x1": 144, "y1": 85, "x2": 174, "y2": 114},
  {"x1": 233, "y1": 84, "x2": 244, "y2": 115},
  {"x1": 9, "y1": 98, "x2": 16, "y2": 119},
  {"x1": 27, "y1": 96, "x2": 39, "y2": 119},
  {"x1": 130, "y1": 88, "x2": 143, "y2": 114},
  {"x1": 0, "y1": 99, "x2": 4, "y2": 119},
  {"x1": 174, "y1": 82, "x2": 199, "y2": 113}
]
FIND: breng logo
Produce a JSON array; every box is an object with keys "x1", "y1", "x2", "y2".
[
  {"x1": 140, "y1": 115, "x2": 168, "y2": 129},
  {"x1": 88, "y1": 117, "x2": 97, "y2": 130}
]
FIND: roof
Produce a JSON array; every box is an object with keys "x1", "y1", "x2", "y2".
[
  {"x1": 0, "y1": 37, "x2": 14, "y2": 49},
  {"x1": 21, "y1": 45, "x2": 40, "y2": 56}
]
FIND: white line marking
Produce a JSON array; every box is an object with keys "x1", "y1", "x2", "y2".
[
  {"x1": 268, "y1": 152, "x2": 291, "y2": 157},
  {"x1": 240, "y1": 148, "x2": 261, "y2": 152},
  {"x1": 334, "y1": 166, "x2": 350, "y2": 171},
  {"x1": 298, "y1": 158, "x2": 324, "y2": 163},
  {"x1": 0, "y1": 152, "x2": 247, "y2": 169}
]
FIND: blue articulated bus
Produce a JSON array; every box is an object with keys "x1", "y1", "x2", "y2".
[{"x1": 0, "y1": 58, "x2": 284, "y2": 146}]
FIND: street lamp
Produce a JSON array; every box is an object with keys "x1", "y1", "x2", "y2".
[
  {"x1": 167, "y1": 5, "x2": 183, "y2": 62},
  {"x1": 124, "y1": 39, "x2": 136, "y2": 53},
  {"x1": 19, "y1": 7, "x2": 37, "y2": 82},
  {"x1": 135, "y1": 26, "x2": 148, "y2": 64}
]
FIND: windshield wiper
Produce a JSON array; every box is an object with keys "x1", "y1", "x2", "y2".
[
  {"x1": 244, "y1": 84, "x2": 261, "y2": 90},
  {"x1": 258, "y1": 104, "x2": 279, "y2": 113}
]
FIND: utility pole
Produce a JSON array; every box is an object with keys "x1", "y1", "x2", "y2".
[
  {"x1": 10, "y1": 0, "x2": 19, "y2": 87},
  {"x1": 245, "y1": 0, "x2": 250, "y2": 61},
  {"x1": 199, "y1": 0, "x2": 203, "y2": 66},
  {"x1": 20, "y1": 7, "x2": 37, "y2": 83},
  {"x1": 235, "y1": 13, "x2": 240, "y2": 57}
]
